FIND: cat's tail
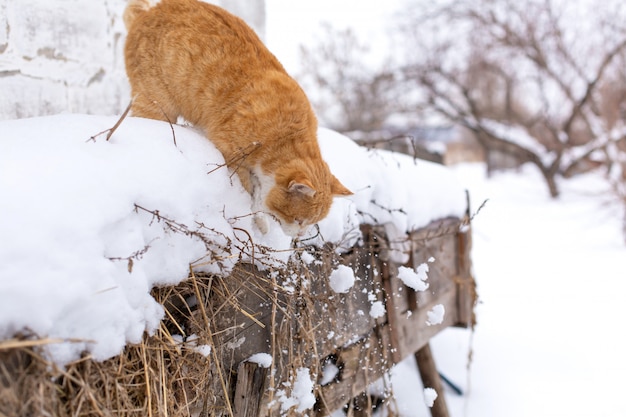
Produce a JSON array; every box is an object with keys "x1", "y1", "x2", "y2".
[{"x1": 123, "y1": 0, "x2": 152, "y2": 30}]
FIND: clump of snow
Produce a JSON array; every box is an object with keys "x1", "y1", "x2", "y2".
[
  {"x1": 246, "y1": 352, "x2": 273, "y2": 368},
  {"x1": 320, "y1": 361, "x2": 340, "y2": 386},
  {"x1": 369, "y1": 300, "x2": 386, "y2": 318},
  {"x1": 300, "y1": 250, "x2": 316, "y2": 265},
  {"x1": 277, "y1": 367, "x2": 316, "y2": 413},
  {"x1": 397, "y1": 264, "x2": 430, "y2": 292},
  {"x1": 193, "y1": 344, "x2": 212, "y2": 357},
  {"x1": 329, "y1": 264, "x2": 356, "y2": 293},
  {"x1": 426, "y1": 304, "x2": 445, "y2": 326},
  {"x1": 0, "y1": 114, "x2": 467, "y2": 365},
  {"x1": 423, "y1": 387, "x2": 438, "y2": 407}
]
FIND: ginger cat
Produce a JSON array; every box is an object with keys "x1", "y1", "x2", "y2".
[{"x1": 123, "y1": 0, "x2": 352, "y2": 237}]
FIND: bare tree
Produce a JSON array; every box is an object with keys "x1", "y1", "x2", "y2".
[
  {"x1": 401, "y1": 0, "x2": 626, "y2": 198},
  {"x1": 298, "y1": 24, "x2": 405, "y2": 133}
]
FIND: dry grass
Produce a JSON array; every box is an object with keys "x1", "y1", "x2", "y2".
[
  {"x1": 0, "y1": 248, "x2": 336, "y2": 417},
  {"x1": 1, "y1": 292, "x2": 216, "y2": 416}
]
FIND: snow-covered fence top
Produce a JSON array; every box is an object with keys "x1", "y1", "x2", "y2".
[{"x1": 0, "y1": 114, "x2": 467, "y2": 365}]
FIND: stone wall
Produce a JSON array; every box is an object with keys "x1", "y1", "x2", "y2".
[{"x1": 0, "y1": 0, "x2": 265, "y2": 120}]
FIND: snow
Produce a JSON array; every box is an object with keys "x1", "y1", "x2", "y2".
[
  {"x1": 192, "y1": 344, "x2": 212, "y2": 357},
  {"x1": 277, "y1": 367, "x2": 316, "y2": 413},
  {"x1": 397, "y1": 264, "x2": 430, "y2": 292},
  {"x1": 320, "y1": 360, "x2": 340, "y2": 386},
  {"x1": 426, "y1": 304, "x2": 445, "y2": 326},
  {"x1": 184, "y1": 334, "x2": 212, "y2": 357},
  {"x1": 369, "y1": 300, "x2": 386, "y2": 318},
  {"x1": 0, "y1": 114, "x2": 466, "y2": 365},
  {"x1": 299, "y1": 250, "x2": 316, "y2": 265},
  {"x1": 246, "y1": 353, "x2": 273, "y2": 368},
  {"x1": 329, "y1": 264, "x2": 356, "y2": 294},
  {"x1": 423, "y1": 387, "x2": 438, "y2": 408}
]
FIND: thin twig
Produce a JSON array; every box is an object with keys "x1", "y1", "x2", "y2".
[
  {"x1": 207, "y1": 141, "x2": 262, "y2": 176},
  {"x1": 107, "y1": 100, "x2": 133, "y2": 141},
  {"x1": 86, "y1": 100, "x2": 132, "y2": 143},
  {"x1": 149, "y1": 99, "x2": 178, "y2": 147}
]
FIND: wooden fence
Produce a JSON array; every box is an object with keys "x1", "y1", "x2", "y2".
[
  {"x1": 196, "y1": 216, "x2": 476, "y2": 416},
  {"x1": 0, "y1": 215, "x2": 475, "y2": 417}
]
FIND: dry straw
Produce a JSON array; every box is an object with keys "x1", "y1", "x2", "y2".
[{"x1": 0, "y1": 253, "x2": 329, "y2": 417}]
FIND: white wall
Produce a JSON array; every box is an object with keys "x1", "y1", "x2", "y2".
[{"x1": 0, "y1": 0, "x2": 266, "y2": 120}]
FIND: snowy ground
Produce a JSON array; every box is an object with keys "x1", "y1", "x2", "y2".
[{"x1": 387, "y1": 164, "x2": 626, "y2": 417}]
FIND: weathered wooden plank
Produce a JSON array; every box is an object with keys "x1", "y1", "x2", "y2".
[
  {"x1": 315, "y1": 324, "x2": 393, "y2": 415},
  {"x1": 316, "y1": 284, "x2": 459, "y2": 415},
  {"x1": 410, "y1": 231, "x2": 458, "y2": 311},
  {"x1": 311, "y1": 248, "x2": 379, "y2": 355},
  {"x1": 394, "y1": 283, "x2": 458, "y2": 360}
]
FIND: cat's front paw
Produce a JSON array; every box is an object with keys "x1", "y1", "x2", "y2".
[{"x1": 253, "y1": 212, "x2": 270, "y2": 234}]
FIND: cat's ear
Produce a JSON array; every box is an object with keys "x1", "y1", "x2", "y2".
[
  {"x1": 331, "y1": 176, "x2": 353, "y2": 196},
  {"x1": 288, "y1": 179, "x2": 316, "y2": 197}
]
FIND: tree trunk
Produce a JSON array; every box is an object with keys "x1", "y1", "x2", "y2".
[
  {"x1": 541, "y1": 169, "x2": 560, "y2": 198},
  {"x1": 520, "y1": 152, "x2": 561, "y2": 198}
]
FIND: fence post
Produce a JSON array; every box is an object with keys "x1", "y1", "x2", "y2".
[
  {"x1": 233, "y1": 361, "x2": 268, "y2": 417},
  {"x1": 414, "y1": 344, "x2": 450, "y2": 417}
]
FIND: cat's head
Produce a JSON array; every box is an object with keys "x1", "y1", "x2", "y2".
[{"x1": 265, "y1": 163, "x2": 352, "y2": 237}]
